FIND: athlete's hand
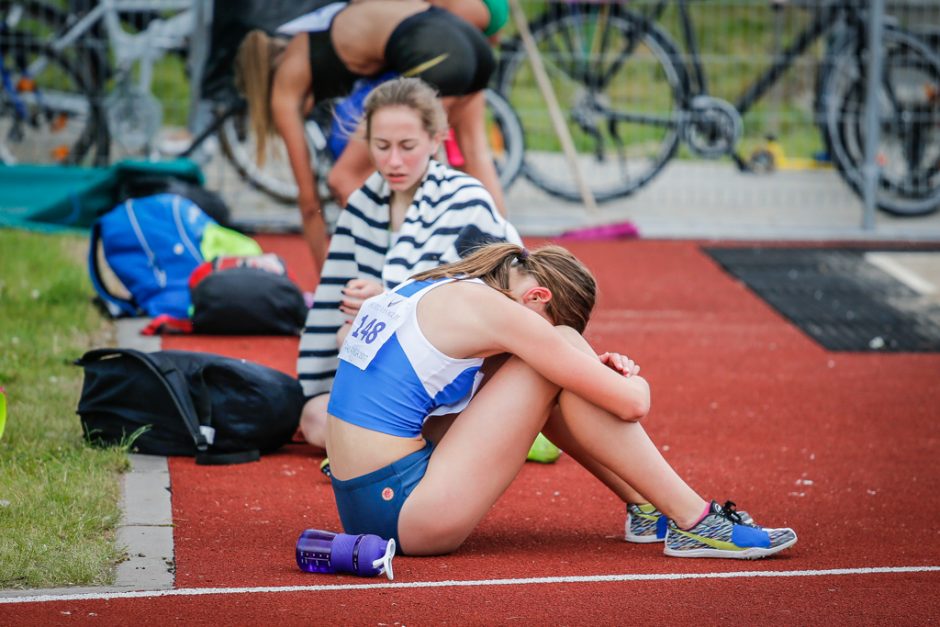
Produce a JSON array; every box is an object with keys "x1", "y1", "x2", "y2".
[
  {"x1": 598, "y1": 352, "x2": 640, "y2": 378},
  {"x1": 339, "y1": 279, "x2": 384, "y2": 317}
]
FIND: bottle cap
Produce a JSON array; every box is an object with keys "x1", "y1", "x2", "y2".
[{"x1": 358, "y1": 535, "x2": 396, "y2": 580}]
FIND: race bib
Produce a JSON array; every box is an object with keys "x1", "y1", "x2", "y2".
[{"x1": 338, "y1": 291, "x2": 411, "y2": 370}]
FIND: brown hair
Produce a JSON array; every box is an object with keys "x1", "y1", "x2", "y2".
[
  {"x1": 361, "y1": 77, "x2": 448, "y2": 142},
  {"x1": 411, "y1": 243, "x2": 597, "y2": 333},
  {"x1": 234, "y1": 30, "x2": 288, "y2": 165}
]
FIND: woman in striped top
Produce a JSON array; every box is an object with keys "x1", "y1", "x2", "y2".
[{"x1": 295, "y1": 77, "x2": 521, "y2": 449}]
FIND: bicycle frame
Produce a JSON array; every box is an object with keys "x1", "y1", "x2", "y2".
[
  {"x1": 33, "y1": 0, "x2": 191, "y2": 91},
  {"x1": 646, "y1": 0, "x2": 856, "y2": 116}
]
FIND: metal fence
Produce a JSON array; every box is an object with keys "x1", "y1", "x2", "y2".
[{"x1": 3, "y1": 0, "x2": 937, "y2": 236}]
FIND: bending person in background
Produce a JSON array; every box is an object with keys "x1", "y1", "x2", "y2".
[
  {"x1": 322, "y1": 0, "x2": 510, "y2": 206},
  {"x1": 235, "y1": 0, "x2": 504, "y2": 274},
  {"x1": 325, "y1": 242, "x2": 799, "y2": 559},
  {"x1": 296, "y1": 77, "x2": 521, "y2": 449}
]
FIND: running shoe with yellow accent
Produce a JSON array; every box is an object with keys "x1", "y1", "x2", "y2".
[
  {"x1": 664, "y1": 501, "x2": 797, "y2": 559},
  {"x1": 626, "y1": 500, "x2": 753, "y2": 543},
  {"x1": 625, "y1": 503, "x2": 669, "y2": 543}
]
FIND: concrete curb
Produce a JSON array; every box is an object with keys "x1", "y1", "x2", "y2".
[
  {"x1": 0, "y1": 319, "x2": 173, "y2": 599},
  {"x1": 113, "y1": 453, "x2": 174, "y2": 590},
  {"x1": 110, "y1": 320, "x2": 175, "y2": 592}
]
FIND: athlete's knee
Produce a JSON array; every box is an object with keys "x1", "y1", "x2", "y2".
[
  {"x1": 299, "y1": 395, "x2": 329, "y2": 449},
  {"x1": 335, "y1": 321, "x2": 352, "y2": 348}
]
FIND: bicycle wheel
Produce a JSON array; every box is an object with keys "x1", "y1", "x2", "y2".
[
  {"x1": 821, "y1": 26, "x2": 940, "y2": 216},
  {"x1": 498, "y1": 5, "x2": 686, "y2": 202},
  {"x1": 0, "y1": 0, "x2": 108, "y2": 87},
  {"x1": 219, "y1": 101, "x2": 330, "y2": 204},
  {"x1": 483, "y1": 88, "x2": 524, "y2": 190},
  {"x1": 0, "y1": 33, "x2": 101, "y2": 164}
]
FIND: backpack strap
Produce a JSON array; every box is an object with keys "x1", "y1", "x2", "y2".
[
  {"x1": 88, "y1": 218, "x2": 139, "y2": 318},
  {"x1": 77, "y1": 348, "x2": 209, "y2": 453},
  {"x1": 77, "y1": 348, "x2": 262, "y2": 465},
  {"x1": 188, "y1": 364, "x2": 261, "y2": 466}
]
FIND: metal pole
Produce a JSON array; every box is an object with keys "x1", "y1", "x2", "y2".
[
  {"x1": 187, "y1": 0, "x2": 213, "y2": 133},
  {"x1": 861, "y1": 0, "x2": 885, "y2": 230}
]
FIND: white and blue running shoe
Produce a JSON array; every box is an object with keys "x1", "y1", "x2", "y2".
[
  {"x1": 625, "y1": 500, "x2": 753, "y2": 544},
  {"x1": 664, "y1": 501, "x2": 796, "y2": 559}
]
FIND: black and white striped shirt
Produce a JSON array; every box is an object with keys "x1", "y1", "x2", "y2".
[{"x1": 296, "y1": 160, "x2": 521, "y2": 397}]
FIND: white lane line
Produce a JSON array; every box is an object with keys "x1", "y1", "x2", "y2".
[
  {"x1": 865, "y1": 252, "x2": 938, "y2": 295},
  {"x1": 2, "y1": 566, "x2": 938, "y2": 604}
]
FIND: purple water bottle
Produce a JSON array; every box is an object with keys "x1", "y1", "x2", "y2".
[{"x1": 296, "y1": 529, "x2": 396, "y2": 580}]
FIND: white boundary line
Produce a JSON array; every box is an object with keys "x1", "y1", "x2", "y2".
[
  {"x1": 864, "y1": 252, "x2": 938, "y2": 295},
  {"x1": 3, "y1": 566, "x2": 938, "y2": 605}
]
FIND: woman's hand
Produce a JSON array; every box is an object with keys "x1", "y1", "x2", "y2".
[
  {"x1": 598, "y1": 352, "x2": 640, "y2": 378},
  {"x1": 339, "y1": 278, "x2": 385, "y2": 317}
]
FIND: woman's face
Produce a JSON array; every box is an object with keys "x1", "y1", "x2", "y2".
[{"x1": 368, "y1": 105, "x2": 440, "y2": 197}]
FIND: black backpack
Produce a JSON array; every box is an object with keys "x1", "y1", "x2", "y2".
[
  {"x1": 189, "y1": 256, "x2": 307, "y2": 336},
  {"x1": 76, "y1": 348, "x2": 303, "y2": 464}
]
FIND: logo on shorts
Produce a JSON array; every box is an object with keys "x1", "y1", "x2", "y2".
[{"x1": 381, "y1": 487, "x2": 395, "y2": 501}]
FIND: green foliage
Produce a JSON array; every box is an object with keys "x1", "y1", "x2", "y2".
[
  {"x1": 153, "y1": 53, "x2": 191, "y2": 128},
  {"x1": 0, "y1": 231, "x2": 128, "y2": 589}
]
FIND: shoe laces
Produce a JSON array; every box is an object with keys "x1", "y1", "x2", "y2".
[{"x1": 720, "y1": 500, "x2": 744, "y2": 525}]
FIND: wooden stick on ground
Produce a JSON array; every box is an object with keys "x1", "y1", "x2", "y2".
[{"x1": 508, "y1": 0, "x2": 598, "y2": 215}]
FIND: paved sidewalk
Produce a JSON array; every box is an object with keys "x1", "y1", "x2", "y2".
[{"x1": 199, "y1": 155, "x2": 940, "y2": 241}]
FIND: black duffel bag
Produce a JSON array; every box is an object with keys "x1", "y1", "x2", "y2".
[
  {"x1": 76, "y1": 348, "x2": 303, "y2": 464},
  {"x1": 191, "y1": 266, "x2": 307, "y2": 335}
]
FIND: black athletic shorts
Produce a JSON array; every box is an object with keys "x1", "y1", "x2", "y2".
[
  {"x1": 308, "y1": 29, "x2": 363, "y2": 101},
  {"x1": 384, "y1": 6, "x2": 495, "y2": 96}
]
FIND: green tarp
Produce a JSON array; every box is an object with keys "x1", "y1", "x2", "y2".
[{"x1": 0, "y1": 159, "x2": 203, "y2": 233}]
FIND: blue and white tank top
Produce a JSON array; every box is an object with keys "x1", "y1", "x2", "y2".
[{"x1": 328, "y1": 277, "x2": 484, "y2": 437}]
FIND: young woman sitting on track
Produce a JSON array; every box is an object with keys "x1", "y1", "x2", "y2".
[
  {"x1": 296, "y1": 77, "x2": 521, "y2": 450},
  {"x1": 324, "y1": 242, "x2": 799, "y2": 559},
  {"x1": 235, "y1": 0, "x2": 505, "y2": 274}
]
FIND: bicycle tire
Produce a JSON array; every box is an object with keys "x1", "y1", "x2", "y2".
[
  {"x1": 483, "y1": 88, "x2": 524, "y2": 190},
  {"x1": 219, "y1": 102, "x2": 329, "y2": 204},
  {"x1": 498, "y1": 5, "x2": 686, "y2": 203},
  {"x1": 0, "y1": 32, "x2": 102, "y2": 165},
  {"x1": 0, "y1": 0, "x2": 109, "y2": 89},
  {"x1": 821, "y1": 25, "x2": 940, "y2": 216},
  {"x1": 222, "y1": 89, "x2": 524, "y2": 205}
]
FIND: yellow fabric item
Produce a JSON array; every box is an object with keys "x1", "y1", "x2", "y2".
[
  {"x1": 526, "y1": 432, "x2": 560, "y2": 463},
  {"x1": 200, "y1": 223, "x2": 262, "y2": 261},
  {"x1": 0, "y1": 387, "x2": 6, "y2": 440}
]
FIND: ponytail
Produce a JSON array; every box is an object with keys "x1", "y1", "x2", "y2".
[
  {"x1": 234, "y1": 30, "x2": 286, "y2": 165},
  {"x1": 411, "y1": 242, "x2": 522, "y2": 294}
]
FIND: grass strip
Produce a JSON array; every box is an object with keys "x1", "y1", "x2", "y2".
[{"x1": 0, "y1": 230, "x2": 128, "y2": 589}]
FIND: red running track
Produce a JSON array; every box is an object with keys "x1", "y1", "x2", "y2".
[{"x1": 3, "y1": 236, "x2": 938, "y2": 624}]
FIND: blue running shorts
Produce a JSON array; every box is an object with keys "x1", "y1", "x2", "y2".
[{"x1": 330, "y1": 441, "x2": 433, "y2": 550}]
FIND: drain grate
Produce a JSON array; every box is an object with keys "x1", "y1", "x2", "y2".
[{"x1": 704, "y1": 247, "x2": 940, "y2": 352}]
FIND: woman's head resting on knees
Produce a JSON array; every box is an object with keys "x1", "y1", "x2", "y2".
[
  {"x1": 234, "y1": 30, "x2": 289, "y2": 166},
  {"x1": 412, "y1": 243, "x2": 597, "y2": 333},
  {"x1": 362, "y1": 77, "x2": 448, "y2": 195}
]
